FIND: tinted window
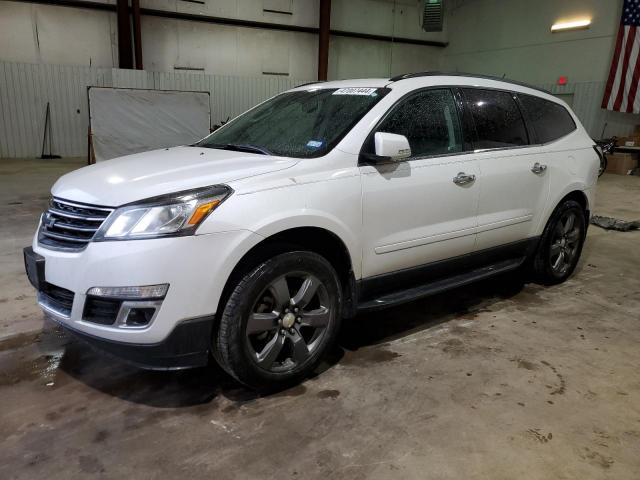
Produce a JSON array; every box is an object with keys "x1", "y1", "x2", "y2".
[
  {"x1": 373, "y1": 89, "x2": 463, "y2": 157},
  {"x1": 198, "y1": 88, "x2": 388, "y2": 158},
  {"x1": 463, "y1": 89, "x2": 528, "y2": 149},
  {"x1": 519, "y1": 94, "x2": 576, "y2": 143}
]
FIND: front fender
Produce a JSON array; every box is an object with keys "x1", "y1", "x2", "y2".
[
  {"x1": 198, "y1": 175, "x2": 363, "y2": 278},
  {"x1": 249, "y1": 210, "x2": 361, "y2": 278}
]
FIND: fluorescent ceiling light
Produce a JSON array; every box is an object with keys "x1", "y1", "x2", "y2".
[{"x1": 551, "y1": 19, "x2": 591, "y2": 32}]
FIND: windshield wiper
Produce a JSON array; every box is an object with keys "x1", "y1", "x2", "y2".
[{"x1": 204, "y1": 143, "x2": 272, "y2": 155}]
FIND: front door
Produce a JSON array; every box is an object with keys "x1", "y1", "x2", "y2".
[{"x1": 360, "y1": 88, "x2": 480, "y2": 279}]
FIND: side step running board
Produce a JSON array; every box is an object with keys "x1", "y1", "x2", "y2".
[{"x1": 357, "y1": 258, "x2": 525, "y2": 312}]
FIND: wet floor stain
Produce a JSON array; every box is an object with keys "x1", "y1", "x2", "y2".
[
  {"x1": 440, "y1": 338, "x2": 466, "y2": 356},
  {"x1": 527, "y1": 429, "x2": 553, "y2": 443},
  {"x1": 92, "y1": 430, "x2": 110, "y2": 444},
  {"x1": 0, "y1": 331, "x2": 42, "y2": 352},
  {"x1": 340, "y1": 347, "x2": 401, "y2": 366},
  {"x1": 0, "y1": 330, "x2": 67, "y2": 387},
  {"x1": 580, "y1": 447, "x2": 615, "y2": 469},
  {"x1": 541, "y1": 360, "x2": 566, "y2": 395},
  {"x1": 316, "y1": 389, "x2": 340, "y2": 399},
  {"x1": 512, "y1": 357, "x2": 539, "y2": 371}
]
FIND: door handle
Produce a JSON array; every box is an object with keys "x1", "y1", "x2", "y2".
[
  {"x1": 531, "y1": 162, "x2": 547, "y2": 174},
  {"x1": 453, "y1": 172, "x2": 476, "y2": 186}
]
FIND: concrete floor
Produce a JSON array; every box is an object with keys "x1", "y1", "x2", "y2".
[{"x1": 1, "y1": 159, "x2": 639, "y2": 479}]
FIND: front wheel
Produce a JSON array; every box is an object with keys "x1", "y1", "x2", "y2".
[
  {"x1": 214, "y1": 251, "x2": 342, "y2": 389},
  {"x1": 532, "y1": 199, "x2": 586, "y2": 285}
]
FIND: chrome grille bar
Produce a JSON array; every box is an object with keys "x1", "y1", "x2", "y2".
[
  {"x1": 52, "y1": 198, "x2": 114, "y2": 212},
  {"x1": 48, "y1": 208, "x2": 109, "y2": 222},
  {"x1": 41, "y1": 230, "x2": 91, "y2": 243},
  {"x1": 38, "y1": 197, "x2": 114, "y2": 251},
  {"x1": 48, "y1": 221, "x2": 100, "y2": 233}
]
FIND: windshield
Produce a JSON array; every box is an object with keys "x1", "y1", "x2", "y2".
[{"x1": 197, "y1": 87, "x2": 389, "y2": 158}]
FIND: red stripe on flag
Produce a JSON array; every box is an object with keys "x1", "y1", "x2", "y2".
[
  {"x1": 602, "y1": 26, "x2": 625, "y2": 108},
  {"x1": 626, "y1": 46, "x2": 640, "y2": 112},
  {"x1": 613, "y1": 26, "x2": 637, "y2": 111}
]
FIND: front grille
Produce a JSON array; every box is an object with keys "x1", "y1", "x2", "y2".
[
  {"x1": 38, "y1": 198, "x2": 114, "y2": 251},
  {"x1": 40, "y1": 282, "x2": 75, "y2": 316},
  {"x1": 83, "y1": 296, "x2": 122, "y2": 325}
]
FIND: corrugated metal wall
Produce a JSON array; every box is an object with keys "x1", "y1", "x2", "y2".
[
  {"x1": 0, "y1": 61, "x2": 313, "y2": 158},
  {"x1": 2, "y1": 61, "x2": 638, "y2": 158},
  {"x1": 540, "y1": 81, "x2": 639, "y2": 139}
]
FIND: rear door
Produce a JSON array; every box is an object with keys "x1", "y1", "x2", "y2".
[
  {"x1": 360, "y1": 88, "x2": 479, "y2": 279},
  {"x1": 461, "y1": 88, "x2": 550, "y2": 252}
]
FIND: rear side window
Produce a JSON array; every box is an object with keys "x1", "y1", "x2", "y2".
[
  {"x1": 463, "y1": 89, "x2": 529, "y2": 149},
  {"x1": 519, "y1": 94, "x2": 577, "y2": 144},
  {"x1": 373, "y1": 88, "x2": 463, "y2": 158}
]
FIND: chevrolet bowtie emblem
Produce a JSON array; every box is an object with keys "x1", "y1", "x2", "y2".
[{"x1": 44, "y1": 214, "x2": 56, "y2": 229}]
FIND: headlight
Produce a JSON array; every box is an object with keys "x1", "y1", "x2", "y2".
[{"x1": 95, "y1": 185, "x2": 232, "y2": 240}]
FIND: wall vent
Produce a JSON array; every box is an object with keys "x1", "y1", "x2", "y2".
[{"x1": 421, "y1": 0, "x2": 444, "y2": 32}]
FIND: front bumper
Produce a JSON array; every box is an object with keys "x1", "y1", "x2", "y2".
[
  {"x1": 53, "y1": 314, "x2": 214, "y2": 370},
  {"x1": 28, "y1": 229, "x2": 263, "y2": 350}
]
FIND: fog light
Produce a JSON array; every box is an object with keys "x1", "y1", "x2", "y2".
[
  {"x1": 114, "y1": 301, "x2": 162, "y2": 329},
  {"x1": 125, "y1": 308, "x2": 156, "y2": 327},
  {"x1": 86, "y1": 284, "x2": 169, "y2": 299}
]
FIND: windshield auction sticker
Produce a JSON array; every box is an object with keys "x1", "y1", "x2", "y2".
[{"x1": 332, "y1": 88, "x2": 377, "y2": 96}]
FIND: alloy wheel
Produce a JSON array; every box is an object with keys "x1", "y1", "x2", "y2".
[
  {"x1": 245, "y1": 273, "x2": 332, "y2": 373},
  {"x1": 549, "y1": 211, "x2": 581, "y2": 275}
]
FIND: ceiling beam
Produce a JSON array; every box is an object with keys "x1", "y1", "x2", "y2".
[{"x1": 17, "y1": 0, "x2": 448, "y2": 48}]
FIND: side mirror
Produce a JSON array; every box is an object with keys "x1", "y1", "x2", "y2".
[{"x1": 364, "y1": 132, "x2": 411, "y2": 163}]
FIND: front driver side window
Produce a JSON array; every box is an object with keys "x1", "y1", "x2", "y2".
[{"x1": 374, "y1": 89, "x2": 463, "y2": 158}]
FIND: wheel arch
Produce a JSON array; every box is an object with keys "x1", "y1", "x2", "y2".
[
  {"x1": 538, "y1": 186, "x2": 591, "y2": 236},
  {"x1": 216, "y1": 226, "x2": 358, "y2": 321},
  {"x1": 560, "y1": 190, "x2": 590, "y2": 214}
]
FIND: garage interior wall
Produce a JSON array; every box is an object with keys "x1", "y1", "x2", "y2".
[
  {"x1": 0, "y1": 0, "x2": 445, "y2": 77},
  {"x1": 0, "y1": 0, "x2": 638, "y2": 158},
  {"x1": 443, "y1": 0, "x2": 638, "y2": 138},
  {"x1": 0, "y1": 0, "x2": 445, "y2": 158}
]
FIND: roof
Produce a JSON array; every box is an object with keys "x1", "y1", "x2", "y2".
[{"x1": 290, "y1": 72, "x2": 553, "y2": 99}]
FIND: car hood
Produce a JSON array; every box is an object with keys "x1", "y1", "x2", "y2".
[{"x1": 51, "y1": 146, "x2": 298, "y2": 206}]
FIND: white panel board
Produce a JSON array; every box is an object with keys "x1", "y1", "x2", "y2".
[{"x1": 88, "y1": 87, "x2": 211, "y2": 162}]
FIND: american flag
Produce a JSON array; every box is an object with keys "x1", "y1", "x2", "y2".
[{"x1": 602, "y1": 0, "x2": 640, "y2": 113}]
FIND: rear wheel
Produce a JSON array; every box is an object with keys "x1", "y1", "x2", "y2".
[
  {"x1": 214, "y1": 251, "x2": 341, "y2": 389},
  {"x1": 532, "y1": 200, "x2": 586, "y2": 285}
]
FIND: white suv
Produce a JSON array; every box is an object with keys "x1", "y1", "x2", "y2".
[{"x1": 24, "y1": 73, "x2": 599, "y2": 388}]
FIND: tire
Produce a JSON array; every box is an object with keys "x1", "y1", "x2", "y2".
[
  {"x1": 532, "y1": 199, "x2": 586, "y2": 285},
  {"x1": 214, "y1": 250, "x2": 342, "y2": 389}
]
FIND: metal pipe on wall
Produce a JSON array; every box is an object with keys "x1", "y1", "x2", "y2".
[
  {"x1": 318, "y1": 0, "x2": 331, "y2": 81},
  {"x1": 132, "y1": 0, "x2": 143, "y2": 70},
  {"x1": 116, "y1": 0, "x2": 134, "y2": 69}
]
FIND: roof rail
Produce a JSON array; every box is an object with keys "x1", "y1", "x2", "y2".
[
  {"x1": 388, "y1": 71, "x2": 551, "y2": 94},
  {"x1": 294, "y1": 81, "x2": 326, "y2": 88}
]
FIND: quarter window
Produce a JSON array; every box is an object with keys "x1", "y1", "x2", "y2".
[
  {"x1": 519, "y1": 94, "x2": 577, "y2": 143},
  {"x1": 373, "y1": 89, "x2": 463, "y2": 158},
  {"x1": 463, "y1": 89, "x2": 529, "y2": 149}
]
